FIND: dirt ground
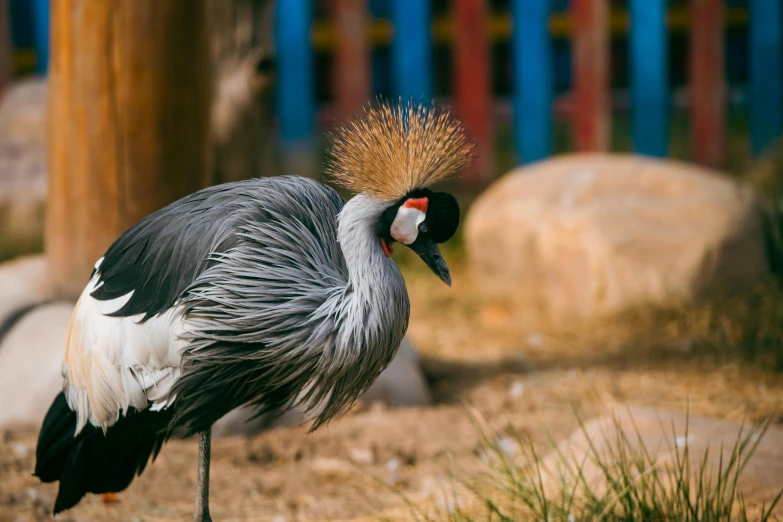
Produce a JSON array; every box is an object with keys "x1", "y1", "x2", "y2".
[{"x1": 2, "y1": 260, "x2": 783, "y2": 522}]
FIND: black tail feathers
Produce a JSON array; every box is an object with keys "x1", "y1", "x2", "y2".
[{"x1": 34, "y1": 392, "x2": 172, "y2": 514}]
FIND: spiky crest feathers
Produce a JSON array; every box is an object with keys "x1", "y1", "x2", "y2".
[{"x1": 326, "y1": 100, "x2": 476, "y2": 202}]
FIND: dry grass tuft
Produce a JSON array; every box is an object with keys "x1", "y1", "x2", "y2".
[{"x1": 396, "y1": 409, "x2": 782, "y2": 522}]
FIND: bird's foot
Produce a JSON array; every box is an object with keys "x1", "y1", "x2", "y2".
[{"x1": 101, "y1": 492, "x2": 120, "y2": 504}]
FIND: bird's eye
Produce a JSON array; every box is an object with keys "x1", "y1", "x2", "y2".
[{"x1": 419, "y1": 222, "x2": 429, "y2": 234}]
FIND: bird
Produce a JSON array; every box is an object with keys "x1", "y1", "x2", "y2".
[{"x1": 33, "y1": 100, "x2": 474, "y2": 521}]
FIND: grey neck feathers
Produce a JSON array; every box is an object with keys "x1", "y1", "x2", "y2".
[
  {"x1": 334, "y1": 193, "x2": 410, "y2": 353},
  {"x1": 337, "y1": 194, "x2": 399, "y2": 297}
]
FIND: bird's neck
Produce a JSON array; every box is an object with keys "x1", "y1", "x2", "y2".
[
  {"x1": 334, "y1": 193, "x2": 410, "y2": 378},
  {"x1": 337, "y1": 193, "x2": 405, "y2": 299}
]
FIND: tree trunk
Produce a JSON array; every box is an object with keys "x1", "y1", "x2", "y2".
[
  {"x1": 46, "y1": 1, "x2": 212, "y2": 298},
  {"x1": 208, "y1": 0, "x2": 276, "y2": 184}
]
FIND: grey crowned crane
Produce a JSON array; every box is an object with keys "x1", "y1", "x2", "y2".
[{"x1": 34, "y1": 101, "x2": 474, "y2": 521}]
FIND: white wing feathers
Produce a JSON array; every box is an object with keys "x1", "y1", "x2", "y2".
[{"x1": 63, "y1": 259, "x2": 188, "y2": 433}]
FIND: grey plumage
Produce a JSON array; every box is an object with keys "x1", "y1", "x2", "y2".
[{"x1": 168, "y1": 177, "x2": 409, "y2": 433}]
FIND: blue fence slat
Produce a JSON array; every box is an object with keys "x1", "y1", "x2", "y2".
[
  {"x1": 391, "y1": 0, "x2": 431, "y2": 100},
  {"x1": 750, "y1": 0, "x2": 783, "y2": 155},
  {"x1": 275, "y1": 0, "x2": 315, "y2": 147},
  {"x1": 629, "y1": 0, "x2": 669, "y2": 157},
  {"x1": 31, "y1": 0, "x2": 49, "y2": 74},
  {"x1": 512, "y1": 0, "x2": 552, "y2": 163}
]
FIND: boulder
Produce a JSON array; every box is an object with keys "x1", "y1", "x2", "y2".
[
  {"x1": 0, "y1": 302, "x2": 71, "y2": 427},
  {"x1": 0, "y1": 79, "x2": 48, "y2": 260},
  {"x1": 212, "y1": 336, "x2": 432, "y2": 436},
  {"x1": 465, "y1": 154, "x2": 769, "y2": 320}
]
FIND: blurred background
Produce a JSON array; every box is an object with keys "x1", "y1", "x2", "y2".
[{"x1": 2, "y1": 1, "x2": 783, "y2": 521}]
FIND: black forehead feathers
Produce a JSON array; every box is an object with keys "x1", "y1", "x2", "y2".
[
  {"x1": 424, "y1": 191, "x2": 460, "y2": 243},
  {"x1": 377, "y1": 188, "x2": 460, "y2": 244}
]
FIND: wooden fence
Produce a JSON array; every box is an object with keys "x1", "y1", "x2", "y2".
[
  {"x1": 13, "y1": 0, "x2": 783, "y2": 177},
  {"x1": 277, "y1": 0, "x2": 783, "y2": 179}
]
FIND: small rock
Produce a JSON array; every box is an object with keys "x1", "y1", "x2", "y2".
[
  {"x1": 526, "y1": 334, "x2": 546, "y2": 350},
  {"x1": 348, "y1": 447, "x2": 375, "y2": 465},
  {"x1": 24, "y1": 487, "x2": 52, "y2": 508},
  {"x1": 541, "y1": 406, "x2": 783, "y2": 511},
  {"x1": 385, "y1": 457, "x2": 400, "y2": 474},
  {"x1": 311, "y1": 458, "x2": 353, "y2": 480},
  {"x1": 10, "y1": 442, "x2": 29, "y2": 459},
  {"x1": 496, "y1": 436, "x2": 517, "y2": 456},
  {"x1": 674, "y1": 435, "x2": 693, "y2": 447},
  {"x1": 509, "y1": 381, "x2": 525, "y2": 399}
]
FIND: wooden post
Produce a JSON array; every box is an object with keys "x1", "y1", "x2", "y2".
[
  {"x1": 690, "y1": 0, "x2": 725, "y2": 167},
  {"x1": 512, "y1": 0, "x2": 552, "y2": 163},
  {"x1": 454, "y1": 0, "x2": 492, "y2": 182},
  {"x1": 749, "y1": 0, "x2": 783, "y2": 156},
  {"x1": 46, "y1": 1, "x2": 212, "y2": 298},
  {"x1": 629, "y1": 0, "x2": 669, "y2": 157},
  {"x1": 332, "y1": 0, "x2": 370, "y2": 121},
  {"x1": 572, "y1": 0, "x2": 610, "y2": 152},
  {"x1": 209, "y1": 0, "x2": 277, "y2": 184}
]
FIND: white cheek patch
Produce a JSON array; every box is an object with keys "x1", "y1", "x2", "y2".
[{"x1": 390, "y1": 206, "x2": 427, "y2": 245}]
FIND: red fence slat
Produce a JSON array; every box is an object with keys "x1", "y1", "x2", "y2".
[
  {"x1": 572, "y1": 0, "x2": 610, "y2": 152},
  {"x1": 454, "y1": 0, "x2": 492, "y2": 183},
  {"x1": 332, "y1": 0, "x2": 370, "y2": 121},
  {"x1": 690, "y1": 0, "x2": 726, "y2": 167}
]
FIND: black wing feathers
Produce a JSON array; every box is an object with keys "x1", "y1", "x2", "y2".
[
  {"x1": 91, "y1": 182, "x2": 262, "y2": 320},
  {"x1": 35, "y1": 392, "x2": 173, "y2": 515}
]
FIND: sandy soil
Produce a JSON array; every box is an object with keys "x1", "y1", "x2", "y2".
[{"x1": 2, "y1": 261, "x2": 783, "y2": 522}]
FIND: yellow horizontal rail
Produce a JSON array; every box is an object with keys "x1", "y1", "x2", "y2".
[
  {"x1": 13, "y1": 49, "x2": 36, "y2": 73},
  {"x1": 311, "y1": 6, "x2": 748, "y2": 52}
]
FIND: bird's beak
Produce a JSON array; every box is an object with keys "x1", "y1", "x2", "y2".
[{"x1": 408, "y1": 236, "x2": 451, "y2": 286}]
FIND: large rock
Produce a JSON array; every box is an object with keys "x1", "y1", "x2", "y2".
[
  {"x1": 0, "y1": 295, "x2": 431, "y2": 435},
  {"x1": 465, "y1": 154, "x2": 769, "y2": 320},
  {"x1": 0, "y1": 79, "x2": 48, "y2": 260},
  {"x1": 0, "y1": 303, "x2": 71, "y2": 427},
  {"x1": 0, "y1": 255, "x2": 52, "y2": 328},
  {"x1": 212, "y1": 336, "x2": 432, "y2": 436}
]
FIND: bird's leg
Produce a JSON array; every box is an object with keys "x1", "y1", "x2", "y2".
[{"x1": 193, "y1": 429, "x2": 213, "y2": 522}]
